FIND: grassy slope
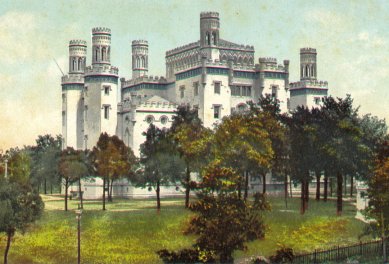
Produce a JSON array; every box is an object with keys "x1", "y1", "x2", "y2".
[{"x1": 0, "y1": 195, "x2": 369, "y2": 263}]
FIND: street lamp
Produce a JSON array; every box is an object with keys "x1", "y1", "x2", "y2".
[{"x1": 75, "y1": 205, "x2": 82, "y2": 264}]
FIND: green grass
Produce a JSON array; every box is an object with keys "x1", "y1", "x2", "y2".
[{"x1": 0, "y1": 195, "x2": 370, "y2": 263}]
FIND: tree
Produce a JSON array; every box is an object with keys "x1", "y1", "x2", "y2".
[
  {"x1": 7, "y1": 148, "x2": 31, "y2": 186},
  {"x1": 0, "y1": 182, "x2": 44, "y2": 264},
  {"x1": 92, "y1": 133, "x2": 136, "y2": 210},
  {"x1": 30, "y1": 135, "x2": 62, "y2": 193},
  {"x1": 170, "y1": 105, "x2": 213, "y2": 208},
  {"x1": 139, "y1": 124, "x2": 184, "y2": 212},
  {"x1": 213, "y1": 112, "x2": 274, "y2": 200},
  {"x1": 366, "y1": 156, "x2": 389, "y2": 262},
  {"x1": 158, "y1": 161, "x2": 270, "y2": 263},
  {"x1": 58, "y1": 147, "x2": 88, "y2": 211}
]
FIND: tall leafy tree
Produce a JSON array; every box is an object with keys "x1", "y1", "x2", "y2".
[
  {"x1": 92, "y1": 133, "x2": 136, "y2": 210},
  {"x1": 58, "y1": 147, "x2": 88, "y2": 211},
  {"x1": 0, "y1": 182, "x2": 44, "y2": 264},
  {"x1": 139, "y1": 124, "x2": 184, "y2": 212},
  {"x1": 170, "y1": 105, "x2": 213, "y2": 207}
]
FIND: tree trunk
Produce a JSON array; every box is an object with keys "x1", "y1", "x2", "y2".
[
  {"x1": 156, "y1": 180, "x2": 161, "y2": 213},
  {"x1": 304, "y1": 177, "x2": 309, "y2": 210},
  {"x1": 300, "y1": 180, "x2": 305, "y2": 215},
  {"x1": 185, "y1": 164, "x2": 190, "y2": 208},
  {"x1": 78, "y1": 177, "x2": 83, "y2": 209},
  {"x1": 244, "y1": 171, "x2": 249, "y2": 201},
  {"x1": 344, "y1": 175, "x2": 347, "y2": 196},
  {"x1": 44, "y1": 178, "x2": 47, "y2": 194},
  {"x1": 102, "y1": 177, "x2": 106, "y2": 211},
  {"x1": 4, "y1": 230, "x2": 14, "y2": 264},
  {"x1": 337, "y1": 171, "x2": 343, "y2": 216},
  {"x1": 382, "y1": 210, "x2": 387, "y2": 263},
  {"x1": 330, "y1": 177, "x2": 333, "y2": 197},
  {"x1": 284, "y1": 173, "x2": 288, "y2": 209},
  {"x1": 324, "y1": 172, "x2": 328, "y2": 202},
  {"x1": 289, "y1": 176, "x2": 293, "y2": 198},
  {"x1": 350, "y1": 175, "x2": 354, "y2": 197},
  {"x1": 106, "y1": 179, "x2": 111, "y2": 202},
  {"x1": 108, "y1": 178, "x2": 114, "y2": 202},
  {"x1": 238, "y1": 182, "x2": 242, "y2": 200},
  {"x1": 262, "y1": 173, "x2": 266, "y2": 194},
  {"x1": 50, "y1": 183, "x2": 53, "y2": 194},
  {"x1": 315, "y1": 171, "x2": 320, "y2": 201},
  {"x1": 65, "y1": 179, "x2": 69, "y2": 211}
]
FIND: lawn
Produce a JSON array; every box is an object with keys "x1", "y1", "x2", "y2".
[{"x1": 0, "y1": 195, "x2": 370, "y2": 263}]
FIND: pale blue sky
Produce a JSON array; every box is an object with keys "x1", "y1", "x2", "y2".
[{"x1": 1, "y1": 0, "x2": 389, "y2": 148}]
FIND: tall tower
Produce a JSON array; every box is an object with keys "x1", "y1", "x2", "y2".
[
  {"x1": 289, "y1": 47, "x2": 328, "y2": 110},
  {"x1": 132, "y1": 40, "x2": 148, "y2": 79},
  {"x1": 300, "y1": 48, "x2": 317, "y2": 80},
  {"x1": 61, "y1": 40, "x2": 87, "y2": 149},
  {"x1": 200, "y1": 12, "x2": 220, "y2": 60},
  {"x1": 84, "y1": 27, "x2": 119, "y2": 149}
]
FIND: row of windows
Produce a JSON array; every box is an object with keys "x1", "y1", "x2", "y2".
[
  {"x1": 82, "y1": 85, "x2": 112, "y2": 96},
  {"x1": 180, "y1": 81, "x2": 221, "y2": 98},
  {"x1": 146, "y1": 115, "x2": 169, "y2": 125},
  {"x1": 231, "y1": 86, "x2": 252, "y2": 96}
]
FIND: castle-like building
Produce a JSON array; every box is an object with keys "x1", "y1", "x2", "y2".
[{"x1": 61, "y1": 12, "x2": 329, "y2": 156}]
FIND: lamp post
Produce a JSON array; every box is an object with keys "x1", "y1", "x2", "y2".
[{"x1": 75, "y1": 205, "x2": 82, "y2": 264}]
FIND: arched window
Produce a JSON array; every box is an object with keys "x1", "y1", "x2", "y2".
[
  {"x1": 101, "y1": 47, "x2": 106, "y2": 61},
  {"x1": 141, "y1": 57, "x2": 145, "y2": 68},
  {"x1": 212, "y1": 32, "x2": 217, "y2": 45},
  {"x1": 95, "y1": 47, "x2": 99, "y2": 62},
  {"x1": 237, "y1": 103, "x2": 247, "y2": 112},
  {"x1": 243, "y1": 57, "x2": 248, "y2": 64},
  {"x1": 136, "y1": 57, "x2": 140, "y2": 68},
  {"x1": 206, "y1": 32, "x2": 211, "y2": 45},
  {"x1": 311, "y1": 65, "x2": 315, "y2": 77},
  {"x1": 146, "y1": 115, "x2": 154, "y2": 124},
  {"x1": 124, "y1": 128, "x2": 130, "y2": 147},
  {"x1": 78, "y1": 58, "x2": 82, "y2": 71},
  {"x1": 160, "y1": 116, "x2": 168, "y2": 125},
  {"x1": 306, "y1": 65, "x2": 310, "y2": 77},
  {"x1": 72, "y1": 58, "x2": 76, "y2": 71}
]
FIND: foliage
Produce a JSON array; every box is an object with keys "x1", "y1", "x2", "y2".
[
  {"x1": 268, "y1": 245, "x2": 294, "y2": 263},
  {"x1": 0, "y1": 182, "x2": 44, "y2": 263},
  {"x1": 157, "y1": 248, "x2": 215, "y2": 263},
  {"x1": 7, "y1": 148, "x2": 31, "y2": 185}
]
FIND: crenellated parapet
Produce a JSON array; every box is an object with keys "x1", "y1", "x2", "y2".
[
  {"x1": 61, "y1": 74, "x2": 84, "y2": 84},
  {"x1": 200, "y1": 12, "x2": 219, "y2": 19},
  {"x1": 218, "y1": 39, "x2": 254, "y2": 51},
  {"x1": 300, "y1": 47, "x2": 317, "y2": 54},
  {"x1": 132, "y1": 40, "x2": 148, "y2": 46},
  {"x1": 69, "y1": 40, "x2": 87, "y2": 47},
  {"x1": 92, "y1": 27, "x2": 111, "y2": 35},
  {"x1": 85, "y1": 65, "x2": 118, "y2": 76},
  {"x1": 258, "y1": 57, "x2": 289, "y2": 72},
  {"x1": 121, "y1": 75, "x2": 168, "y2": 89},
  {"x1": 289, "y1": 80, "x2": 328, "y2": 89},
  {"x1": 166, "y1": 41, "x2": 200, "y2": 57},
  {"x1": 137, "y1": 100, "x2": 176, "y2": 109}
]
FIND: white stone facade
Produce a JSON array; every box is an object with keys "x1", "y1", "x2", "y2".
[{"x1": 61, "y1": 12, "x2": 329, "y2": 198}]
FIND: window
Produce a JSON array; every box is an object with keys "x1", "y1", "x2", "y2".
[
  {"x1": 271, "y1": 85, "x2": 278, "y2": 99},
  {"x1": 84, "y1": 86, "x2": 88, "y2": 96},
  {"x1": 160, "y1": 116, "x2": 168, "y2": 125},
  {"x1": 193, "y1": 82, "x2": 199, "y2": 96},
  {"x1": 180, "y1": 86, "x2": 185, "y2": 98},
  {"x1": 314, "y1": 97, "x2": 321, "y2": 105},
  {"x1": 104, "y1": 105, "x2": 110, "y2": 119},
  {"x1": 231, "y1": 86, "x2": 240, "y2": 96},
  {"x1": 62, "y1": 111, "x2": 66, "y2": 126},
  {"x1": 62, "y1": 93, "x2": 66, "y2": 103},
  {"x1": 237, "y1": 104, "x2": 246, "y2": 112},
  {"x1": 84, "y1": 105, "x2": 88, "y2": 121},
  {"x1": 104, "y1": 86, "x2": 110, "y2": 95},
  {"x1": 214, "y1": 82, "x2": 221, "y2": 94},
  {"x1": 213, "y1": 105, "x2": 221, "y2": 119},
  {"x1": 146, "y1": 115, "x2": 154, "y2": 124}
]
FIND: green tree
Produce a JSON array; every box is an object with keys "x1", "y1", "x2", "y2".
[
  {"x1": 366, "y1": 156, "x2": 389, "y2": 262},
  {"x1": 213, "y1": 112, "x2": 274, "y2": 200},
  {"x1": 170, "y1": 105, "x2": 213, "y2": 208},
  {"x1": 58, "y1": 147, "x2": 88, "y2": 211},
  {"x1": 92, "y1": 133, "x2": 136, "y2": 210},
  {"x1": 139, "y1": 124, "x2": 184, "y2": 212},
  {"x1": 7, "y1": 148, "x2": 31, "y2": 185},
  {"x1": 0, "y1": 182, "x2": 44, "y2": 264}
]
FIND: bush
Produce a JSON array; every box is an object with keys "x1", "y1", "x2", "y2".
[
  {"x1": 269, "y1": 246, "x2": 294, "y2": 263},
  {"x1": 156, "y1": 248, "x2": 215, "y2": 263}
]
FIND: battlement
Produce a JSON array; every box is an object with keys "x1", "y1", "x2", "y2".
[
  {"x1": 85, "y1": 65, "x2": 118, "y2": 75},
  {"x1": 259, "y1": 57, "x2": 277, "y2": 64},
  {"x1": 92, "y1": 27, "x2": 111, "y2": 35},
  {"x1": 132, "y1": 40, "x2": 148, "y2": 46},
  {"x1": 166, "y1": 41, "x2": 200, "y2": 56},
  {"x1": 289, "y1": 80, "x2": 328, "y2": 89},
  {"x1": 218, "y1": 39, "x2": 254, "y2": 51},
  {"x1": 121, "y1": 75, "x2": 167, "y2": 88},
  {"x1": 61, "y1": 74, "x2": 84, "y2": 84},
  {"x1": 200, "y1": 12, "x2": 219, "y2": 19},
  {"x1": 300, "y1": 47, "x2": 317, "y2": 54},
  {"x1": 138, "y1": 100, "x2": 176, "y2": 109},
  {"x1": 69, "y1": 40, "x2": 87, "y2": 47}
]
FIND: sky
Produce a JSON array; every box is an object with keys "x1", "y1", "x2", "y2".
[{"x1": 1, "y1": 0, "x2": 389, "y2": 149}]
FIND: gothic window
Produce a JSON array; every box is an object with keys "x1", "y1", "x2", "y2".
[
  {"x1": 271, "y1": 85, "x2": 278, "y2": 99},
  {"x1": 160, "y1": 116, "x2": 168, "y2": 125},
  {"x1": 214, "y1": 82, "x2": 221, "y2": 94},
  {"x1": 206, "y1": 32, "x2": 211, "y2": 45},
  {"x1": 306, "y1": 65, "x2": 310, "y2": 77},
  {"x1": 180, "y1": 86, "x2": 185, "y2": 98},
  {"x1": 124, "y1": 129, "x2": 130, "y2": 147},
  {"x1": 314, "y1": 97, "x2": 321, "y2": 105},
  {"x1": 213, "y1": 105, "x2": 221, "y2": 119},
  {"x1": 102, "y1": 47, "x2": 106, "y2": 61},
  {"x1": 103, "y1": 105, "x2": 110, "y2": 119},
  {"x1": 84, "y1": 86, "x2": 88, "y2": 97},
  {"x1": 62, "y1": 111, "x2": 66, "y2": 126},
  {"x1": 72, "y1": 58, "x2": 76, "y2": 71},
  {"x1": 212, "y1": 31, "x2": 217, "y2": 45},
  {"x1": 62, "y1": 93, "x2": 66, "y2": 104},
  {"x1": 146, "y1": 115, "x2": 154, "y2": 124},
  {"x1": 104, "y1": 86, "x2": 110, "y2": 95},
  {"x1": 78, "y1": 58, "x2": 82, "y2": 71},
  {"x1": 311, "y1": 65, "x2": 315, "y2": 77},
  {"x1": 95, "y1": 47, "x2": 99, "y2": 62},
  {"x1": 193, "y1": 82, "x2": 199, "y2": 96},
  {"x1": 141, "y1": 57, "x2": 145, "y2": 68},
  {"x1": 84, "y1": 105, "x2": 88, "y2": 121}
]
